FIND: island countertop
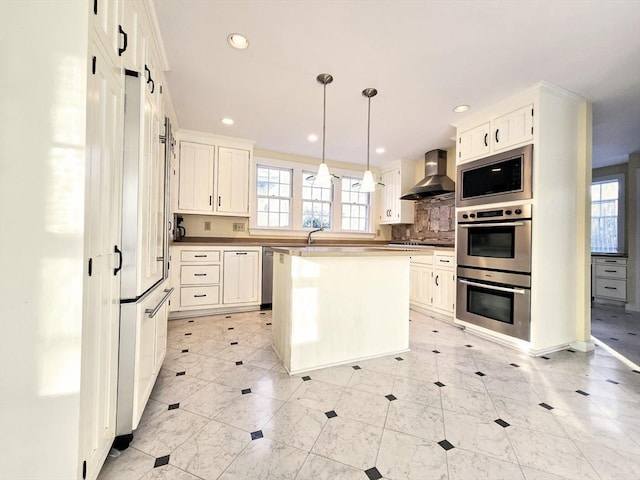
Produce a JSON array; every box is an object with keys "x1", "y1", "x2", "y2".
[{"x1": 270, "y1": 245, "x2": 452, "y2": 257}]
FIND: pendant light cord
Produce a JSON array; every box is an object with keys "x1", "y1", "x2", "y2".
[
  {"x1": 322, "y1": 81, "x2": 327, "y2": 164},
  {"x1": 366, "y1": 95, "x2": 371, "y2": 170}
]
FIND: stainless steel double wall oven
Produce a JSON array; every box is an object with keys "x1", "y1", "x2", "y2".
[{"x1": 455, "y1": 145, "x2": 533, "y2": 341}]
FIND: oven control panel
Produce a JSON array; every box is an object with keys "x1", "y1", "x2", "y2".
[{"x1": 457, "y1": 204, "x2": 531, "y2": 223}]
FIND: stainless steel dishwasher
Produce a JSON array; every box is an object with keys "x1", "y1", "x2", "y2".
[{"x1": 261, "y1": 246, "x2": 273, "y2": 309}]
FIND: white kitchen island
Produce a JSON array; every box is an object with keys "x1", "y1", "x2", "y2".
[{"x1": 270, "y1": 246, "x2": 429, "y2": 374}]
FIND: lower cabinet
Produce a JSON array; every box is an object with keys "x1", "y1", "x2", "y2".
[
  {"x1": 223, "y1": 250, "x2": 260, "y2": 304},
  {"x1": 592, "y1": 256, "x2": 627, "y2": 303},
  {"x1": 170, "y1": 245, "x2": 261, "y2": 314},
  {"x1": 410, "y1": 250, "x2": 456, "y2": 318}
]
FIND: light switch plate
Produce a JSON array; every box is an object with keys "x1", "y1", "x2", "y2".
[
  {"x1": 233, "y1": 222, "x2": 245, "y2": 232},
  {"x1": 204, "y1": 221, "x2": 211, "y2": 231}
]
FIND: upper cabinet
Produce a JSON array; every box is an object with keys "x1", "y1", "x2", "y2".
[
  {"x1": 175, "y1": 132, "x2": 254, "y2": 217},
  {"x1": 379, "y1": 159, "x2": 415, "y2": 224},
  {"x1": 457, "y1": 104, "x2": 533, "y2": 163}
]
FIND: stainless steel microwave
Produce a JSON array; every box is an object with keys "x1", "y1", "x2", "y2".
[{"x1": 456, "y1": 144, "x2": 532, "y2": 207}]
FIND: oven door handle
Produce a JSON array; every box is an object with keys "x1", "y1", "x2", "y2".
[
  {"x1": 459, "y1": 279, "x2": 526, "y2": 295},
  {"x1": 458, "y1": 222, "x2": 526, "y2": 228}
]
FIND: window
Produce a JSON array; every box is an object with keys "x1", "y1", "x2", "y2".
[
  {"x1": 341, "y1": 177, "x2": 369, "y2": 231},
  {"x1": 591, "y1": 175, "x2": 625, "y2": 253},
  {"x1": 256, "y1": 166, "x2": 292, "y2": 228},
  {"x1": 302, "y1": 172, "x2": 332, "y2": 228},
  {"x1": 251, "y1": 157, "x2": 374, "y2": 235}
]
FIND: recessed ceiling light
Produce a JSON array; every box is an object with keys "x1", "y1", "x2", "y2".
[
  {"x1": 308, "y1": 134, "x2": 318, "y2": 142},
  {"x1": 453, "y1": 104, "x2": 470, "y2": 113},
  {"x1": 221, "y1": 117, "x2": 234, "y2": 125},
  {"x1": 227, "y1": 33, "x2": 249, "y2": 49},
  {"x1": 375, "y1": 147, "x2": 385, "y2": 154}
]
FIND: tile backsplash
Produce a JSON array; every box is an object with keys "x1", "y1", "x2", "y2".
[{"x1": 391, "y1": 193, "x2": 455, "y2": 243}]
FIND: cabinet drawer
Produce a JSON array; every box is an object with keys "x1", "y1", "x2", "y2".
[
  {"x1": 594, "y1": 257, "x2": 626, "y2": 266},
  {"x1": 595, "y1": 264, "x2": 626, "y2": 279},
  {"x1": 594, "y1": 279, "x2": 626, "y2": 300},
  {"x1": 410, "y1": 254, "x2": 433, "y2": 266},
  {"x1": 180, "y1": 265, "x2": 220, "y2": 285},
  {"x1": 434, "y1": 254, "x2": 455, "y2": 268},
  {"x1": 180, "y1": 286, "x2": 220, "y2": 306},
  {"x1": 181, "y1": 250, "x2": 221, "y2": 262}
]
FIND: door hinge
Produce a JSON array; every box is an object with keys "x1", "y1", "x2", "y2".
[
  {"x1": 88, "y1": 258, "x2": 93, "y2": 277},
  {"x1": 91, "y1": 56, "x2": 96, "y2": 75},
  {"x1": 82, "y1": 460, "x2": 87, "y2": 479}
]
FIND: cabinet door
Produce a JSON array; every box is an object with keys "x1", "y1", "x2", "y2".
[
  {"x1": 178, "y1": 142, "x2": 214, "y2": 212},
  {"x1": 81, "y1": 40, "x2": 123, "y2": 480},
  {"x1": 458, "y1": 122, "x2": 490, "y2": 162},
  {"x1": 379, "y1": 169, "x2": 398, "y2": 224},
  {"x1": 433, "y1": 268, "x2": 455, "y2": 313},
  {"x1": 90, "y1": 0, "x2": 122, "y2": 63},
  {"x1": 217, "y1": 147, "x2": 250, "y2": 215},
  {"x1": 223, "y1": 251, "x2": 260, "y2": 304},
  {"x1": 120, "y1": 0, "x2": 141, "y2": 71},
  {"x1": 410, "y1": 264, "x2": 433, "y2": 307},
  {"x1": 493, "y1": 105, "x2": 534, "y2": 151}
]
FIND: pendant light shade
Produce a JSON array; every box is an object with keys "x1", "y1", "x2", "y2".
[
  {"x1": 308, "y1": 73, "x2": 337, "y2": 187},
  {"x1": 357, "y1": 87, "x2": 383, "y2": 192}
]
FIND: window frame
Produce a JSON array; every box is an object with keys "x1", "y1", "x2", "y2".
[
  {"x1": 340, "y1": 176, "x2": 370, "y2": 232},
  {"x1": 249, "y1": 156, "x2": 376, "y2": 237},
  {"x1": 255, "y1": 164, "x2": 293, "y2": 230},
  {"x1": 590, "y1": 173, "x2": 625, "y2": 254}
]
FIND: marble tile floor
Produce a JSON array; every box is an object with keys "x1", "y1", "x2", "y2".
[
  {"x1": 99, "y1": 310, "x2": 640, "y2": 480},
  {"x1": 591, "y1": 304, "x2": 640, "y2": 368}
]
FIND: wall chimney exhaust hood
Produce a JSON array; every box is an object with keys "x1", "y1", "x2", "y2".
[{"x1": 400, "y1": 149, "x2": 455, "y2": 200}]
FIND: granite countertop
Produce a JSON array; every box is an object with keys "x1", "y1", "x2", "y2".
[{"x1": 270, "y1": 245, "x2": 441, "y2": 257}]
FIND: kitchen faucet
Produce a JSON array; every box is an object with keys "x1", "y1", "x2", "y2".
[{"x1": 307, "y1": 227, "x2": 324, "y2": 245}]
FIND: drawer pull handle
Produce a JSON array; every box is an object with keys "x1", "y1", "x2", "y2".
[
  {"x1": 236, "y1": 252, "x2": 248, "y2": 255},
  {"x1": 194, "y1": 273, "x2": 207, "y2": 276},
  {"x1": 604, "y1": 286, "x2": 617, "y2": 290},
  {"x1": 194, "y1": 255, "x2": 207, "y2": 258},
  {"x1": 604, "y1": 260, "x2": 617, "y2": 263},
  {"x1": 439, "y1": 259, "x2": 450, "y2": 263},
  {"x1": 194, "y1": 294, "x2": 207, "y2": 298},
  {"x1": 604, "y1": 269, "x2": 617, "y2": 273}
]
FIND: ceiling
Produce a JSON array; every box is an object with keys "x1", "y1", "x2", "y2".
[{"x1": 154, "y1": 0, "x2": 640, "y2": 169}]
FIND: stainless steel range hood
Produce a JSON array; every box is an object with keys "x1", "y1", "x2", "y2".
[{"x1": 400, "y1": 149, "x2": 455, "y2": 200}]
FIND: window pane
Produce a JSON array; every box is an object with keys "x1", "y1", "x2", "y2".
[
  {"x1": 302, "y1": 186, "x2": 311, "y2": 199},
  {"x1": 601, "y1": 182, "x2": 618, "y2": 200},
  {"x1": 591, "y1": 184, "x2": 601, "y2": 201},
  {"x1": 281, "y1": 199, "x2": 290, "y2": 213},
  {"x1": 257, "y1": 182, "x2": 268, "y2": 196},
  {"x1": 280, "y1": 213, "x2": 289, "y2": 227},
  {"x1": 268, "y1": 170, "x2": 280, "y2": 182},
  {"x1": 257, "y1": 212, "x2": 268, "y2": 226},
  {"x1": 279, "y1": 185, "x2": 290, "y2": 197},
  {"x1": 280, "y1": 170, "x2": 291, "y2": 184},
  {"x1": 258, "y1": 198, "x2": 268, "y2": 212},
  {"x1": 257, "y1": 168, "x2": 269, "y2": 181}
]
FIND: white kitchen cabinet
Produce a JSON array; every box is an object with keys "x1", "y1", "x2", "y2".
[
  {"x1": 170, "y1": 246, "x2": 262, "y2": 315},
  {"x1": 453, "y1": 83, "x2": 590, "y2": 355},
  {"x1": 457, "y1": 122, "x2": 490, "y2": 162},
  {"x1": 410, "y1": 251, "x2": 455, "y2": 319},
  {"x1": 175, "y1": 133, "x2": 254, "y2": 217},
  {"x1": 178, "y1": 141, "x2": 215, "y2": 212},
  {"x1": 410, "y1": 255, "x2": 433, "y2": 309},
  {"x1": 493, "y1": 105, "x2": 534, "y2": 152},
  {"x1": 379, "y1": 160, "x2": 415, "y2": 224},
  {"x1": 175, "y1": 249, "x2": 222, "y2": 309},
  {"x1": 217, "y1": 147, "x2": 250, "y2": 215},
  {"x1": 592, "y1": 257, "x2": 627, "y2": 302},
  {"x1": 433, "y1": 254, "x2": 455, "y2": 314},
  {"x1": 223, "y1": 250, "x2": 260, "y2": 304},
  {"x1": 81, "y1": 35, "x2": 125, "y2": 480},
  {"x1": 457, "y1": 104, "x2": 533, "y2": 163}
]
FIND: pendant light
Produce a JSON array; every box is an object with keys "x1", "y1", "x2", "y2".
[
  {"x1": 308, "y1": 73, "x2": 337, "y2": 187},
  {"x1": 356, "y1": 87, "x2": 383, "y2": 192}
]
